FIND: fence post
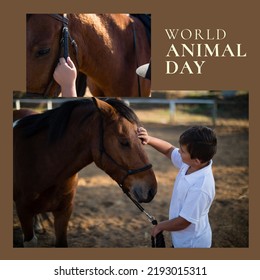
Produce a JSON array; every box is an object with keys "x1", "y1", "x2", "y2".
[
  {"x1": 169, "y1": 100, "x2": 176, "y2": 123},
  {"x1": 47, "y1": 100, "x2": 53, "y2": 110},
  {"x1": 15, "y1": 100, "x2": 20, "y2": 110},
  {"x1": 212, "y1": 100, "x2": 217, "y2": 126}
]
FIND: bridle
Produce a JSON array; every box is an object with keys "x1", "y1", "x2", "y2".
[
  {"x1": 27, "y1": 14, "x2": 78, "y2": 97},
  {"x1": 96, "y1": 107, "x2": 157, "y2": 223},
  {"x1": 94, "y1": 100, "x2": 164, "y2": 246},
  {"x1": 131, "y1": 20, "x2": 142, "y2": 97},
  {"x1": 47, "y1": 14, "x2": 78, "y2": 62},
  {"x1": 43, "y1": 14, "x2": 79, "y2": 97}
]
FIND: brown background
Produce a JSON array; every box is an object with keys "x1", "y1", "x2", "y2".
[{"x1": 1, "y1": 0, "x2": 259, "y2": 260}]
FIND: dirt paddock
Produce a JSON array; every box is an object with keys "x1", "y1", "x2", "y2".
[{"x1": 13, "y1": 120, "x2": 248, "y2": 248}]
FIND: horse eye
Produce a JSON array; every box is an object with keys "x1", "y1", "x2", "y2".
[
  {"x1": 119, "y1": 138, "x2": 130, "y2": 147},
  {"x1": 36, "y1": 48, "x2": 51, "y2": 57}
]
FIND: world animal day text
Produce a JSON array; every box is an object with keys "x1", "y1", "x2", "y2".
[{"x1": 165, "y1": 29, "x2": 247, "y2": 75}]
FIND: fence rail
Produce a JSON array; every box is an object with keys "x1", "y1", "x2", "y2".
[{"x1": 13, "y1": 98, "x2": 217, "y2": 125}]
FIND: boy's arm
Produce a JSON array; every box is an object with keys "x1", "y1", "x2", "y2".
[
  {"x1": 138, "y1": 127, "x2": 175, "y2": 159},
  {"x1": 147, "y1": 136, "x2": 175, "y2": 159},
  {"x1": 151, "y1": 216, "x2": 191, "y2": 237}
]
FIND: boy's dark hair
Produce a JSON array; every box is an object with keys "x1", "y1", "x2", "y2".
[{"x1": 179, "y1": 126, "x2": 217, "y2": 163}]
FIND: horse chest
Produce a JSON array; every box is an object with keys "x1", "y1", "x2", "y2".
[{"x1": 28, "y1": 185, "x2": 75, "y2": 213}]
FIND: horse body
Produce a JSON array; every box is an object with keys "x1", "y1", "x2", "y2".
[
  {"x1": 14, "y1": 99, "x2": 157, "y2": 247},
  {"x1": 26, "y1": 14, "x2": 151, "y2": 97},
  {"x1": 13, "y1": 108, "x2": 38, "y2": 121}
]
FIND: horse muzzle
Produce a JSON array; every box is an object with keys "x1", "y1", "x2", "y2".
[
  {"x1": 132, "y1": 185, "x2": 157, "y2": 203},
  {"x1": 128, "y1": 177, "x2": 157, "y2": 203}
]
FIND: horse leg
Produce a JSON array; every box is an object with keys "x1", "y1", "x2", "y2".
[
  {"x1": 16, "y1": 204, "x2": 37, "y2": 247},
  {"x1": 52, "y1": 206, "x2": 73, "y2": 247},
  {"x1": 52, "y1": 176, "x2": 78, "y2": 247},
  {"x1": 33, "y1": 215, "x2": 45, "y2": 233},
  {"x1": 33, "y1": 212, "x2": 53, "y2": 234}
]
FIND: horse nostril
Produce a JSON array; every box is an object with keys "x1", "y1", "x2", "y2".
[
  {"x1": 145, "y1": 187, "x2": 156, "y2": 202},
  {"x1": 148, "y1": 187, "x2": 156, "y2": 199}
]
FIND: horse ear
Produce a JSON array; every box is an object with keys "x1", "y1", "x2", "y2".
[
  {"x1": 92, "y1": 97, "x2": 117, "y2": 119},
  {"x1": 92, "y1": 97, "x2": 101, "y2": 111}
]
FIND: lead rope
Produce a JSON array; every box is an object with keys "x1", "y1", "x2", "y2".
[
  {"x1": 132, "y1": 21, "x2": 142, "y2": 97},
  {"x1": 120, "y1": 185, "x2": 166, "y2": 248}
]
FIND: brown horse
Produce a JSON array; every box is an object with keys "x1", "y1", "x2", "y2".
[
  {"x1": 26, "y1": 14, "x2": 151, "y2": 97},
  {"x1": 13, "y1": 108, "x2": 52, "y2": 234},
  {"x1": 13, "y1": 98, "x2": 157, "y2": 247},
  {"x1": 13, "y1": 108, "x2": 37, "y2": 121}
]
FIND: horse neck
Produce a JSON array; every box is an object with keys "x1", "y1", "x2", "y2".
[
  {"x1": 69, "y1": 14, "x2": 130, "y2": 75},
  {"x1": 50, "y1": 106, "x2": 99, "y2": 177}
]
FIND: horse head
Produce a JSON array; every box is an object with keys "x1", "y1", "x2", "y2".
[
  {"x1": 92, "y1": 98, "x2": 157, "y2": 203},
  {"x1": 26, "y1": 14, "x2": 71, "y2": 97}
]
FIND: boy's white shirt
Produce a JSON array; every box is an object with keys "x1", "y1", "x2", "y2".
[{"x1": 169, "y1": 148, "x2": 215, "y2": 248}]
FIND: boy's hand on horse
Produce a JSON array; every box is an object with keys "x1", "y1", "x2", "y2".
[
  {"x1": 53, "y1": 57, "x2": 77, "y2": 97},
  {"x1": 137, "y1": 127, "x2": 150, "y2": 145}
]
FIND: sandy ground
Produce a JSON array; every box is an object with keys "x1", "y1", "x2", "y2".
[{"x1": 13, "y1": 122, "x2": 248, "y2": 248}]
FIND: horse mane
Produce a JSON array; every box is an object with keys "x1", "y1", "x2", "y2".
[
  {"x1": 16, "y1": 99, "x2": 94, "y2": 142},
  {"x1": 15, "y1": 98, "x2": 140, "y2": 142},
  {"x1": 105, "y1": 98, "x2": 140, "y2": 125}
]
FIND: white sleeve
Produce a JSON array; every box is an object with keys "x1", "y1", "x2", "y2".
[
  {"x1": 179, "y1": 190, "x2": 211, "y2": 224},
  {"x1": 171, "y1": 148, "x2": 182, "y2": 169}
]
